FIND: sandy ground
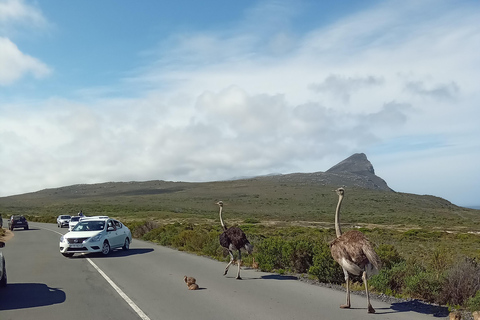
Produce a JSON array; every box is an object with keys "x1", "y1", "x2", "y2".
[{"x1": 0, "y1": 228, "x2": 14, "y2": 242}]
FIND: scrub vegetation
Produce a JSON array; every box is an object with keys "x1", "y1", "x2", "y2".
[{"x1": 1, "y1": 178, "x2": 479, "y2": 311}]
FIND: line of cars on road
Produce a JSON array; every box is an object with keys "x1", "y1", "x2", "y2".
[
  {"x1": 0, "y1": 214, "x2": 132, "y2": 289},
  {"x1": 57, "y1": 215, "x2": 82, "y2": 231}
]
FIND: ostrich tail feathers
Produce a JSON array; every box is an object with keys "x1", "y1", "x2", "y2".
[
  {"x1": 244, "y1": 243, "x2": 254, "y2": 254},
  {"x1": 363, "y1": 244, "x2": 381, "y2": 272},
  {"x1": 341, "y1": 258, "x2": 363, "y2": 275}
]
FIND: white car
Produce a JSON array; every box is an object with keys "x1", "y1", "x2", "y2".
[
  {"x1": 59, "y1": 216, "x2": 132, "y2": 257},
  {"x1": 68, "y1": 216, "x2": 81, "y2": 230},
  {"x1": 57, "y1": 215, "x2": 71, "y2": 228}
]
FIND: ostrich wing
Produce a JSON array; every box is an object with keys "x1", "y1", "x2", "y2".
[
  {"x1": 330, "y1": 230, "x2": 380, "y2": 275},
  {"x1": 226, "y1": 227, "x2": 250, "y2": 249}
]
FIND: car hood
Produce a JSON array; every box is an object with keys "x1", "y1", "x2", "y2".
[{"x1": 64, "y1": 231, "x2": 103, "y2": 239}]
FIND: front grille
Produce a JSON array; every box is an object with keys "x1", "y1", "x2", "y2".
[
  {"x1": 66, "y1": 247, "x2": 87, "y2": 251},
  {"x1": 67, "y1": 237, "x2": 89, "y2": 244}
]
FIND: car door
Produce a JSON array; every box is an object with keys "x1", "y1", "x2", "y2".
[
  {"x1": 105, "y1": 219, "x2": 119, "y2": 247},
  {"x1": 113, "y1": 220, "x2": 128, "y2": 245}
]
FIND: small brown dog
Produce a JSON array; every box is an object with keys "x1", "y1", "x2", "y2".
[{"x1": 184, "y1": 276, "x2": 199, "y2": 290}]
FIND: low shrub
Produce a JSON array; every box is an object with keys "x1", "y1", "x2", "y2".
[
  {"x1": 370, "y1": 259, "x2": 423, "y2": 297},
  {"x1": 466, "y1": 290, "x2": 480, "y2": 312},
  {"x1": 127, "y1": 220, "x2": 158, "y2": 238},
  {"x1": 282, "y1": 239, "x2": 314, "y2": 273},
  {"x1": 404, "y1": 271, "x2": 443, "y2": 303},
  {"x1": 255, "y1": 237, "x2": 286, "y2": 271},
  {"x1": 308, "y1": 242, "x2": 344, "y2": 284},
  {"x1": 25, "y1": 215, "x2": 56, "y2": 224},
  {"x1": 439, "y1": 258, "x2": 480, "y2": 306},
  {"x1": 376, "y1": 244, "x2": 404, "y2": 269}
]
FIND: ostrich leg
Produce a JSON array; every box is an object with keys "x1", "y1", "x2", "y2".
[
  {"x1": 236, "y1": 250, "x2": 242, "y2": 280},
  {"x1": 340, "y1": 269, "x2": 351, "y2": 309},
  {"x1": 363, "y1": 270, "x2": 375, "y2": 313},
  {"x1": 224, "y1": 250, "x2": 235, "y2": 276}
]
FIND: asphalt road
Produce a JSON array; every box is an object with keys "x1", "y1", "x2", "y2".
[{"x1": 0, "y1": 220, "x2": 448, "y2": 320}]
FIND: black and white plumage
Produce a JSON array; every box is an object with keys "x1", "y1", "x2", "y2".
[{"x1": 217, "y1": 201, "x2": 253, "y2": 279}]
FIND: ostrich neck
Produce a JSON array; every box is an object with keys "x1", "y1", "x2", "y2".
[
  {"x1": 219, "y1": 207, "x2": 227, "y2": 230},
  {"x1": 335, "y1": 195, "x2": 343, "y2": 238}
]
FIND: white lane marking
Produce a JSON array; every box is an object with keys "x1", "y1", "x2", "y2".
[
  {"x1": 35, "y1": 222, "x2": 151, "y2": 320},
  {"x1": 87, "y1": 258, "x2": 151, "y2": 320}
]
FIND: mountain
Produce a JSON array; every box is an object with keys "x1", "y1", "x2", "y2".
[
  {"x1": 254, "y1": 153, "x2": 392, "y2": 192},
  {"x1": 2, "y1": 152, "x2": 477, "y2": 231},
  {"x1": 325, "y1": 153, "x2": 392, "y2": 191},
  {"x1": 2, "y1": 153, "x2": 392, "y2": 200}
]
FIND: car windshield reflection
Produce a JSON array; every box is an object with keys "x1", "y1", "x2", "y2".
[{"x1": 72, "y1": 221, "x2": 105, "y2": 231}]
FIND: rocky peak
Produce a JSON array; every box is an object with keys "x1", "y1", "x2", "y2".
[{"x1": 326, "y1": 153, "x2": 375, "y2": 175}]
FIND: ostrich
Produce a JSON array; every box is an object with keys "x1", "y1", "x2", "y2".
[
  {"x1": 184, "y1": 276, "x2": 199, "y2": 290},
  {"x1": 329, "y1": 187, "x2": 381, "y2": 314},
  {"x1": 216, "y1": 201, "x2": 253, "y2": 279}
]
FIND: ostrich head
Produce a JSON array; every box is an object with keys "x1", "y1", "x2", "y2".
[
  {"x1": 216, "y1": 201, "x2": 224, "y2": 207},
  {"x1": 334, "y1": 187, "x2": 345, "y2": 196}
]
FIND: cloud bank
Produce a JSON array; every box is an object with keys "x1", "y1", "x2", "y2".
[{"x1": 1, "y1": 0, "x2": 479, "y2": 207}]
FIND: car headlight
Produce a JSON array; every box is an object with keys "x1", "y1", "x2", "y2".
[
  {"x1": 87, "y1": 233, "x2": 103, "y2": 243},
  {"x1": 60, "y1": 235, "x2": 65, "y2": 243}
]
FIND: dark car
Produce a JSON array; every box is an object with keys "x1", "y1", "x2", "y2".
[
  {"x1": 8, "y1": 215, "x2": 29, "y2": 231},
  {"x1": 0, "y1": 241, "x2": 6, "y2": 287}
]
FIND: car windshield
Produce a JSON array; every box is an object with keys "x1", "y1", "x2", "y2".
[
  {"x1": 61, "y1": 215, "x2": 71, "y2": 219},
  {"x1": 72, "y1": 221, "x2": 105, "y2": 232}
]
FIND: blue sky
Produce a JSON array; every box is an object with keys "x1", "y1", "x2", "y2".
[{"x1": 1, "y1": 0, "x2": 479, "y2": 207}]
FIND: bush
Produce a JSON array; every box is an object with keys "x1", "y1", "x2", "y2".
[
  {"x1": 143, "y1": 224, "x2": 180, "y2": 246},
  {"x1": 466, "y1": 290, "x2": 480, "y2": 312},
  {"x1": 404, "y1": 271, "x2": 443, "y2": 303},
  {"x1": 376, "y1": 244, "x2": 404, "y2": 269},
  {"x1": 308, "y1": 242, "x2": 344, "y2": 284},
  {"x1": 127, "y1": 220, "x2": 158, "y2": 238},
  {"x1": 370, "y1": 259, "x2": 423, "y2": 297},
  {"x1": 256, "y1": 237, "x2": 287, "y2": 271},
  {"x1": 282, "y1": 239, "x2": 314, "y2": 273},
  {"x1": 255, "y1": 237, "x2": 316, "y2": 273},
  {"x1": 439, "y1": 258, "x2": 480, "y2": 306},
  {"x1": 173, "y1": 229, "x2": 209, "y2": 251},
  {"x1": 25, "y1": 215, "x2": 56, "y2": 224}
]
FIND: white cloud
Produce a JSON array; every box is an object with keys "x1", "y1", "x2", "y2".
[
  {"x1": 1, "y1": 0, "x2": 479, "y2": 207},
  {"x1": 0, "y1": 0, "x2": 51, "y2": 85},
  {"x1": 0, "y1": 37, "x2": 51, "y2": 85}
]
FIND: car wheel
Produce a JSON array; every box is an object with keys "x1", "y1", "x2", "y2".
[
  {"x1": 101, "y1": 241, "x2": 110, "y2": 255},
  {"x1": 0, "y1": 263, "x2": 6, "y2": 287},
  {"x1": 62, "y1": 253, "x2": 74, "y2": 258},
  {"x1": 122, "y1": 238, "x2": 130, "y2": 251},
  {"x1": 24, "y1": 226, "x2": 29, "y2": 230}
]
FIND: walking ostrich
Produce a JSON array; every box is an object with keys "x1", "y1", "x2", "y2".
[
  {"x1": 330, "y1": 187, "x2": 381, "y2": 314},
  {"x1": 216, "y1": 201, "x2": 253, "y2": 279}
]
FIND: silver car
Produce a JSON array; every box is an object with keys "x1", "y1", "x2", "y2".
[
  {"x1": 59, "y1": 217, "x2": 132, "y2": 257},
  {"x1": 57, "y1": 215, "x2": 71, "y2": 228}
]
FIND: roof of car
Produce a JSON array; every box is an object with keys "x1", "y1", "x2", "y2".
[{"x1": 79, "y1": 216, "x2": 109, "y2": 221}]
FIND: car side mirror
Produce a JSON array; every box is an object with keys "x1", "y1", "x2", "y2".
[{"x1": 107, "y1": 226, "x2": 115, "y2": 232}]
